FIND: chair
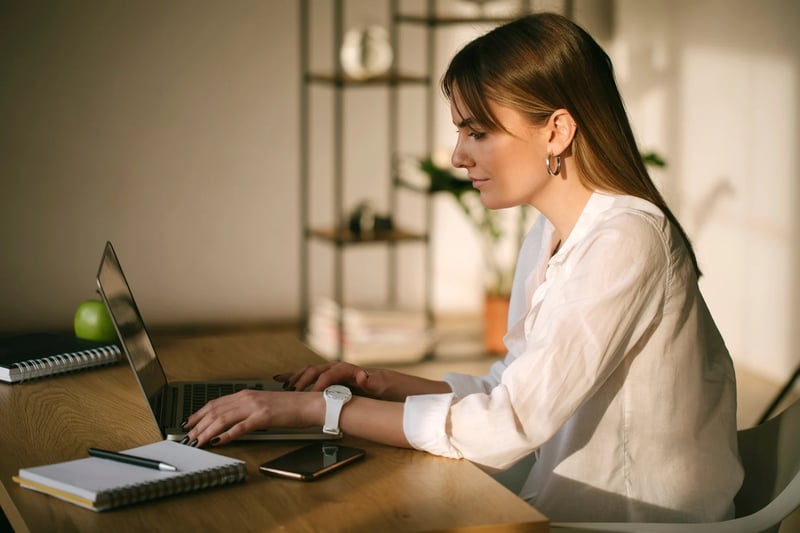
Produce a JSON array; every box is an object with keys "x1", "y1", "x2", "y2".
[
  {"x1": 552, "y1": 397, "x2": 800, "y2": 533},
  {"x1": 759, "y1": 365, "x2": 800, "y2": 424}
]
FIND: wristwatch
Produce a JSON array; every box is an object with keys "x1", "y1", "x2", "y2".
[{"x1": 323, "y1": 385, "x2": 353, "y2": 436}]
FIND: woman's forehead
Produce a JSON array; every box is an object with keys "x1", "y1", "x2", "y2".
[
  {"x1": 449, "y1": 89, "x2": 488, "y2": 126},
  {"x1": 449, "y1": 99, "x2": 470, "y2": 124}
]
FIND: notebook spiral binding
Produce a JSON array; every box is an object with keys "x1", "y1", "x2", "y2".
[
  {"x1": 105, "y1": 463, "x2": 247, "y2": 509},
  {"x1": 11, "y1": 345, "x2": 121, "y2": 383}
]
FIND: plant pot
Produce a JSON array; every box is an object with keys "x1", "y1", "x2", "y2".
[{"x1": 483, "y1": 294, "x2": 510, "y2": 355}]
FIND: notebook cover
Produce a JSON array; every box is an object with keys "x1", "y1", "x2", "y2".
[
  {"x1": 14, "y1": 440, "x2": 247, "y2": 511},
  {"x1": 0, "y1": 332, "x2": 120, "y2": 382}
]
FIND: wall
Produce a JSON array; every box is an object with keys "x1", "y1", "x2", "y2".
[
  {"x1": 0, "y1": 0, "x2": 553, "y2": 331},
  {"x1": 1, "y1": 0, "x2": 799, "y2": 385},
  {"x1": 611, "y1": 0, "x2": 800, "y2": 382},
  {"x1": 0, "y1": 1, "x2": 300, "y2": 331}
]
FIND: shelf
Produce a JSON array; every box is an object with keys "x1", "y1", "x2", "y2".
[
  {"x1": 395, "y1": 14, "x2": 523, "y2": 26},
  {"x1": 305, "y1": 72, "x2": 430, "y2": 86},
  {"x1": 300, "y1": 0, "x2": 530, "y2": 362},
  {"x1": 308, "y1": 227, "x2": 428, "y2": 245}
]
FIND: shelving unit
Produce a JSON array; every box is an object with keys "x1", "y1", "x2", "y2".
[{"x1": 298, "y1": 0, "x2": 533, "y2": 361}]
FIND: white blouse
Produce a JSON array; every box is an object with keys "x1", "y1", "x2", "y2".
[{"x1": 403, "y1": 192, "x2": 743, "y2": 523}]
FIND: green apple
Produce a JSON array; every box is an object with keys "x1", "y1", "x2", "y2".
[{"x1": 74, "y1": 299, "x2": 117, "y2": 342}]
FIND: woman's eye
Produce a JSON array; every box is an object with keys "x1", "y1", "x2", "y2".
[{"x1": 469, "y1": 131, "x2": 486, "y2": 140}]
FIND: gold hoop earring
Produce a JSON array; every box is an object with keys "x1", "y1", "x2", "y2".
[{"x1": 546, "y1": 153, "x2": 561, "y2": 176}]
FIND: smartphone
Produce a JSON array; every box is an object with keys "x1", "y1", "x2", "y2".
[{"x1": 258, "y1": 442, "x2": 366, "y2": 481}]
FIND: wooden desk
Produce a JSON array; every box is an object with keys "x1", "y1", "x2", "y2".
[{"x1": 0, "y1": 331, "x2": 548, "y2": 532}]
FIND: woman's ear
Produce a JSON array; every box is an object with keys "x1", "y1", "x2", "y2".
[{"x1": 546, "y1": 109, "x2": 577, "y2": 157}]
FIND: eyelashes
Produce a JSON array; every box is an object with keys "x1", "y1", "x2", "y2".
[{"x1": 454, "y1": 129, "x2": 486, "y2": 140}]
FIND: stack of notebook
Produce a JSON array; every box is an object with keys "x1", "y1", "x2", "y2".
[{"x1": 306, "y1": 298, "x2": 435, "y2": 364}]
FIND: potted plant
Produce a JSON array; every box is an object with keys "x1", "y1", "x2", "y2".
[{"x1": 416, "y1": 156, "x2": 532, "y2": 354}]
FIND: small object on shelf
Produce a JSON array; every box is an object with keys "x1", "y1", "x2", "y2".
[
  {"x1": 456, "y1": 0, "x2": 499, "y2": 13},
  {"x1": 483, "y1": 294, "x2": 510, "y2": 355},
  {"x1": 347, "y1": 201, "x2": 394, "y2": 237},
  {"x1": 339, "y1": 25, "x2": 393, "y2": 80}
]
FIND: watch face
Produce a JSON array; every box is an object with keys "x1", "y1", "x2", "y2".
[{"x1": 325, "y1": 385, "x2": 352, "y2": 401}]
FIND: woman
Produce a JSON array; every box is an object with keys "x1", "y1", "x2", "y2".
[{"x1": 184, "y1": 13, "x2": 743, "y2": 523}]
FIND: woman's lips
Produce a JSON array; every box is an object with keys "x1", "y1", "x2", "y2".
[{"x1": 471, "y1": 177, "x2": 489, "y2": 189}]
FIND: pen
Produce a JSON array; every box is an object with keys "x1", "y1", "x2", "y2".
[{"x1": 88, "y1": 447, "x2": 179, "y2": 472}]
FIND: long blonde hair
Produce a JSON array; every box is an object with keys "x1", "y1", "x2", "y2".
[{"x1": 442, "y1": 12, "x2": 700, "y2": 276}]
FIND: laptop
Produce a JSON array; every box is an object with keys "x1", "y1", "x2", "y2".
[{"x1": 95, "y1": 241, "x2": 330, "y2": 441}]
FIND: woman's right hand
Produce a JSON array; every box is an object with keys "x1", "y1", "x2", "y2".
[{"x1": 274, "y1": 362, "x2": 377, "y2": 397}]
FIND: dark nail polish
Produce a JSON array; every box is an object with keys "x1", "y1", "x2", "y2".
[
  {"x1": 273, "y1": 374, "x2": 282, "y2": 381},
  {"x1": 282, "y1": 381, "x2": 289, "y2": 390},
  {"x1": 210, "y1": 437, "x2": 220, "y2": 446},
  {"x1": 189, "y1": 438, "x2": 198, "y2": 447},
  {"x1": 180, "y1": 436, "x2": 190, "y2": 445},
  {"x1": 180, "y1": 418, "x2": 189, "y2": 428}
]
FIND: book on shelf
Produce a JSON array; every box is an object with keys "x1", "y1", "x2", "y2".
[
  {"x1": 0, "y1": 332, "x2": 122, "y2": 383},
  {"x1": 307, "y1": 299, "x2": 435, "y2": 365},
  {"x1": 13, "y1": 440, "x2": 247, "y2": 511}
]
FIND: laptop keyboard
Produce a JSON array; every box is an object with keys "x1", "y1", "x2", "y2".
[{"x1": 183, "y1": 382, "x2": 265, "y2": 414}]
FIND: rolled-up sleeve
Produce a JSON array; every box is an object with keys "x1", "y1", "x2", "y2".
[{"x1": 403, "y1": 393, "x2": 463, "y2": 458}]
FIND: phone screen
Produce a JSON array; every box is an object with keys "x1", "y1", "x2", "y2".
[{"x1": 258, "y1": 442, "x2": 366, "y2": 481}]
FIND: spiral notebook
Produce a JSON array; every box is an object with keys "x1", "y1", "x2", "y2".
[
  {"x1": 13, "y1": 440, "x2": 247, "y2": 511},
  {"x1": 0, "y1": 333, "x2": 121, "y2": 383}
]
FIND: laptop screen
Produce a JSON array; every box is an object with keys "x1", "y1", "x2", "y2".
[{"x1": 96, "y1": 242, "x2": 168, "y2": 416}]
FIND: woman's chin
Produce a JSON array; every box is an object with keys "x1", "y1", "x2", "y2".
[{"x1": 479, "y1": 192, "x2": 516, "y2": 210}]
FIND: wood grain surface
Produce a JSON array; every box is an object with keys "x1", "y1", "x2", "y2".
[{"x1": 0, "y1": 330, "x2": 547, "y2": 532}]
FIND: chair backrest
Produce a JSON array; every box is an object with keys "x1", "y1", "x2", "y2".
[
  {"x1": 734, "y1": 396, "x2": 800, "y2": 526},
  {"x1": 552, "y1": 397, "x2": 800, "y2": 533}
]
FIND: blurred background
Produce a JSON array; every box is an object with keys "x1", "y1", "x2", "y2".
[{"x1": 1, "y1": 0, "x2": 798, "y2": 392}]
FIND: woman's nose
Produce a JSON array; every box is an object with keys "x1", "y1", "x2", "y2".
[{"x1": 451, "y1": 142, "x2": 471, "y2": 169}]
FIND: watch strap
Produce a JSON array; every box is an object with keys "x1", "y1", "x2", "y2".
[{"x1": 323, "y1": 397, "x2": 345, "y2": 435}]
